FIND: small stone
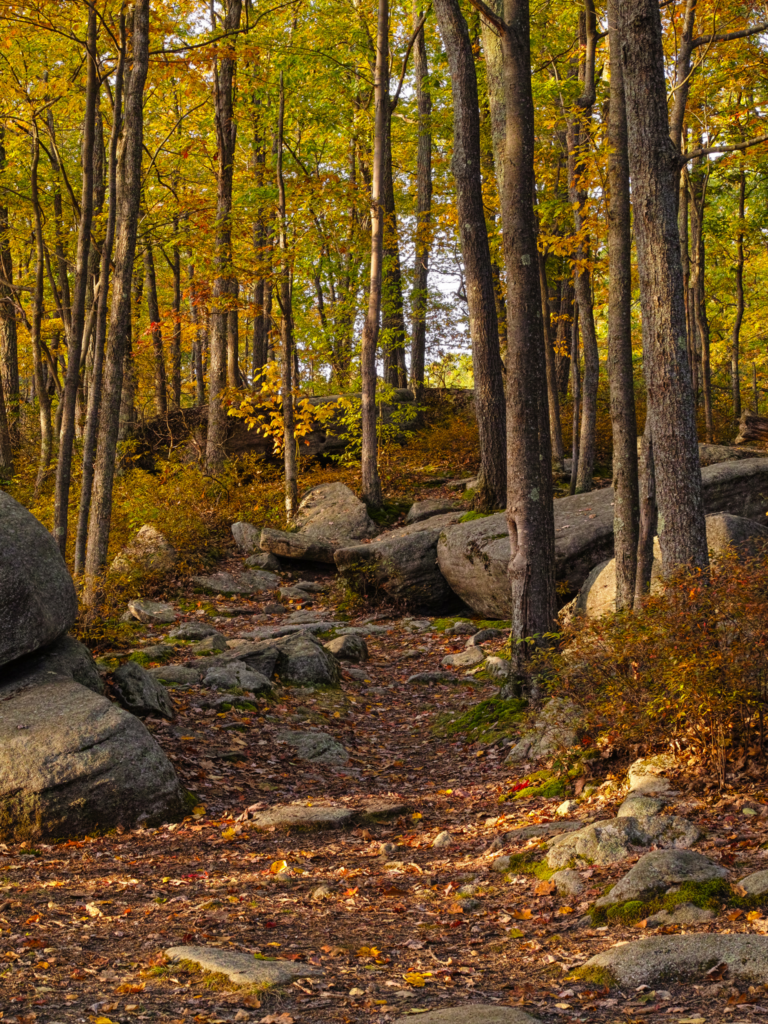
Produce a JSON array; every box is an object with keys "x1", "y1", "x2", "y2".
[
  {"x1": 248, "y1": 804, "x2": 355, "y2": 830},
  {"x1": 442, "y1": 647, "x2": 485, "y2": 669},
  {"x1": 279, "y1": 586, "x2": 315, "y2": 601},
  {"x1": 349, "y1": 987, "x2": 365, "y2": 997},
  {"x1": 264, "y1": 602, "x2": 286, "y2": 614},
  {"x1": 127, "y1": 599, "x2": 177, "y2": 624},
  {"x1": 445, "y1": 620, "x2": 477, "y2": 636},
  {"x1": 485, "y1": 656, "x2": 512, "y2": 680},
  {"x1": 556, "y1": 799, "x2": 579, "y2": 817},
  {"x1": 276, "y1": 729, "x2": 349, "y2": 765},
  {"x1": 169, "y1": 622, "x2": 221, "y2": 641},
  {"x1": 617, "y1": 793, "x2": 669, "y2": 818},
  {"x1": 190, "y1": 633, "x2": 229, "y2": 655},
  {"x1": 134, "y1": 643, "x2": 173, "y2": 663},
  {"x1": 550, "y1": 869, "x2": 584, "y2": 896},
  {"x1": 203, "y1": 662, "x2": 273, "y2": 694},
  {"x1": 467, "y1": 628, "x2": 503, "y2": 647},
  {"x1": 432, "y1": 830, "x2": 453, "y2": 849},
  {"x1": 293, "y1": 580, "x2": 326, "y2": 593},
  {"x1": 112, "y1": 661, "x2": 175, "y2": 719},
  {"x1": 245, "y1": 551, "x2": 281, "y2": 570},
  {"x1": 457, "y1": 897, "x2": 482, "y2": 911},
  {"x1": 491, "y1": 854, "x2": 511, "y2": 872},
  {"x1": 165, "y1": 945, "x2": 321, "y2": 988},
  {"x1": 311, "y1": 884, "x2": 333, "y2": 901},
  {"x1": 149, "y1": 664, "x2": 200, "y2": 687},
  {"x1": 324, "y1": 634, "x2": 368, "y2": 662},
  {"x1": 346, "y1": 667, "x2": 369, "y2": 681},
  {"x1": 739, "y1": 869, "x2": 768, "y2": 895}
]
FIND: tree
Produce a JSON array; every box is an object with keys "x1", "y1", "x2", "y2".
[{"x1": 409, "y1": 2, "x2": 431, "y2": 402}]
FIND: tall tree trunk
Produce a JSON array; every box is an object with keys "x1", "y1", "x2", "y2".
[
  {"x1": 689, "y1": 161, "x2": 713, "y2": 441},
  {"x1": 171, "y1": 220, "x2": 182, "y2": 407},
  {"x1": 538, "y1": 248, "x2": 564, "y2": 472},
  {"x1": 0, "y1": 127, "x2": 18, "y2": 445},
  {"x1": 634, "y1": 422, "x2": 657, "y2": 607},
  {"x1": 144, "y1": 238, "x2": 167, "y2": 416},
  {"x1": 731, "y1": 162, "x2": 745, "y2": 423},
  {"x1": 381, "y1": 129, "x2": 408, "y2": 388},
  {"x1": 569, "y1": 301, "x2": 580, "y2": 496},
  {"x1": 53, "y1": 4, "x2": 98, "y2": 555},
  {"x1": 227, "y1": 284, "x2": 242, "y2": 387},
  {"x1": 410, "y1": 1, "x2": 431, "y2": 400},
  {"x1": 188, "y1": 264, "x2": 207, "y2": 405},
  {"x1": 433, "y1": 0, "x2": 507, "y2": 511},
  {"x1": 615, "y1": 0, "x2": 708, "y2": 572},
  {"x1": 206, "y1": 0, "x2": 242, "y2": 473},
  {"x1": 75, "y1": 18, "x2": 125, "y2": 576},
  {"x1": 360, "y1": 0, "x2": 388, "y2": 509},
  {"x1": 84, "y1": 0, "x2": 149, "y2": 608},
  {"x1": 607, "y1": 0, "x2": 639, "y2": 611},
  {"x1": 499, "y1": 0, "x2": 557, "y2": 658},
  {"x1": 277, "y1": 74, "x2": 297, "y2": 515},
  {"x1": 30, "y1": 129, "x2": 52, "y2": 500},
  {"x1": 555, "y1": 275, "x2": 573, "y2": 393}
]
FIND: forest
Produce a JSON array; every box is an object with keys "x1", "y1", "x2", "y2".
[{"x1": 4, "y1": 1, "x2": 768, "y2": 1021}]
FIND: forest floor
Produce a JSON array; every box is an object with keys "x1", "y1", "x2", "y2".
[{"x1": 3, "y1": 552, "x2": 768, "y2": 1024}]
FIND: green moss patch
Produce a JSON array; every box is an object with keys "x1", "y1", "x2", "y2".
[
  {"x1": 567, "y1": 965, "x2": 617, "y2": 987},
  {"x1": 459, "y1": 510, "x2": 496, "y2": 522},
  {"x1": 431, "y1": 617, "x2": 511, "y2": 633},
  {"x1": 500, "y1": 850, "x2": 556, "y2": 881},
  {"x1": 433, "y1": 697, "x2": 526, "y2": 744},
  {"x1": 366, "y1": 498, "x2": 412, "y2": 527},
  {"x1": 590, "y1": 878, "x2": 767, "y2": 926}
]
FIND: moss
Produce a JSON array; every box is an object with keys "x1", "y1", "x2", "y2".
[
  {"x1": 127, "y1": 651, "x2": 151, "y2": 667},
  {"x1": 459, "y1": 510, "x2": 494, "y2": 522},
  {"x1": 431, "y1": 617, "x2": 511, "y2": 632},
  {"x1": 433, "y1": 697, "x2": 526, "y2": 744},
  {"x1": 590, "y1": 878, "x2": 768, "y2": 926},
  {"x1": 500, "y1": 851, "x2": 556, "y2": 881},
  {"x1": 511, "y1": 778, "x2": 566, "y2": 800},
  {"x1": 568, "y1": 965, "x2": 617, "y2": 988},
  {"x1": 367, "y1": 498, "x2": 411, "y2": 527}
]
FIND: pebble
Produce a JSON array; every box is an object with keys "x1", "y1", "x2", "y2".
[{"x1": 432, "y1": 830, "x2": 453, "y2": 849}]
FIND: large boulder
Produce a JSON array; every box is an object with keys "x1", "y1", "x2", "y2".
[
  {"x1": 0, "y1": 671, "x2": 186, "y2": 841},
  {"x1": 110, "y1": 524, "x2": 176, "y2": 576},
  {"x1": 260, "y1": 527, "x2": 336, "y2": 564},
  {"x1": 575, "y1": 512, "x2": 768, "y2": 619},
  {"x1": 546, "y1": 816, "x2": 702, "y2": 869},
  {"x1": 208, "y1": 631, "x2": 341, "y2": 687},
  {"x1": 294, "y1": 481, "x2": 379, "y2": 547},
  {"x1": 405, "y1": 499, "x2": 461, "y2": 524},
  {"x1": 335, "y1": 512, "x2": 462, "y2": 611},
  {"x1": 438, "y1": 458, "x2": 768, "y2": 617},
  {"x1": 231, "y1": 521, "x2": 261, "y2": 553},
  {"x1": 0, "y1": 490, "x2": 78, "y2": 667},
  {"x1": 594, "y1": 849, "x2": 727, "y2": 907},
  {"x1": 112, "y1": 661, "x2": 176, "y2": 719},
  {"x1": 4, "y1": 635, "x2": 104, "y2": 695}
]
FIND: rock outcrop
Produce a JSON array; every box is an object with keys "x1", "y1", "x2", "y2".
[{"x1": 110, "y1": 524, "x2": 177, "y2": 576}]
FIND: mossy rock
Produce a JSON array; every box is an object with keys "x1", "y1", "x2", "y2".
[
  {"x1": 590, "y1": 878, "x2": 767, "y2": 927},
  {"x1": 459, "y1": 510, "x2": 498, "y2": 523},
  {"x1": 433, "y1": 697, "x2": 526, "y2": 744},
  {"x1": 431, "y1": 617, "x2": 511, "y2": 633}
]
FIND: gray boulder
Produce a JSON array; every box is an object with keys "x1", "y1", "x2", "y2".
[
  {"x1": 594, "y1": 849, "x2": 727, "y2": 907},
  {"x1": 127, "y1": 599, "x2": 177, "y2": 624},
  {"x1": 0, "y1": 672, "x2": 185, "y2": 840},
  {"x1": 203, "y1": 661, "x2": 273, "y2": 693},
  {"x1": 294, "y1": 481, "x2": 378, "y2": 546},
  {"x1": 335, "y1": 512, "x2": 462, "y2": 611},
  {"x1": 442, "y1": 647, "x2": 485, "y2": 669},
  {"x1": 149, "y1": 664, "x2": 201, "y2": 687},
  {"x1": 4, "y1": 635, "x2": 104, "y2": 695},
  {"x1": 506, "y1": 697, "x2": 581, "y2": 763},
  {"x1": 405, "y1": 498, "x2": 461, "y2": 524},
  {"x1": 645, "y1": 902, "x2": 715, "y2": 927},
  {"x1": 231, "y1": 521, "x2": 261, "y2": 553},
  {"x1": 165, "y1": 945, "x2": 321, "y2": 987},
  {"x1": 324, "y1": 634, "x2": 368, "y2": 662},
  {"x1": 245, "y1": 551, "x2": 281, "y2": 570},
  {"x1": 550, "y1": 869, "x2": 585, "y2": 897},
  {"x1": 190, "y1": 633, "x2": 228, "y2": 655},
  {"x1": 547, "y1": 816, "x2": 702, "y2": 870},
  {"x1": 438, "y1": 458, "x2": 768, "y2": 617},
  {"x1": 740, "y1": 870, "x2": 768, "y2": 896},
  {"x1": 617, "y1": 793, "x2": 669, "y2": 818},
  {"x1": 260, "y1": 527, "x2": 336, "y2": 564},
  {"x1": 169, "y1": 622, "x2": 221, "y2": 641},
  {"x1": 112, "y1": 661, "x2": 176, "y2": 718},
  {"x1": 577, "y1": 934, "x2": 768, "y2": 988},
  {"x1": 0, "y1": 489, "x2": 78, "y2": 667},
  {"x1": 208, "y1": 631, "x2": 341, "y2": 687},
  {"x1": 191, "y1": 570, "x2": 279, "y2": 594},
  {"x1": 111, "y1": 524, "x2": 176, "y2": 576},
  {"x1": 276, "y1": 729, "x2": 349, "y2": 765}
]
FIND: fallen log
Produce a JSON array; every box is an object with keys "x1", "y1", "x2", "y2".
[{"x1": 736, "y1": 412, "x2": 768, "y2": 447}]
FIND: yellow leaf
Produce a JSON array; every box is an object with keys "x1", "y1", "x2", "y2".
[
  {"x1": 403, "y1": 972, "x2": 426, "y2": 987},
  {"x1": 356, "y1": 946, "x2": 381, "y2": 957},
  {"x1": 94, "y1": 1018, "x2": 118, "y2": 1024},
  {"x1": 411, "y1": 812, "x2": 422, "y2": 821},
  {"x1": 555, "y1": 906, "x2": 574, "y2": 916},
  {"x1": 513, "y1": 909, "x2": 533, "y2": 920},
  {"x1": 191, "y1": 805, "x2": 206, "y2": 817},
  {"x1": 269, "y1": 859, "x2": 288, "y2": 874},
  {"x1": 748, "y1": 910, "x2": 763, "y2": 921},
  {"x1": 438, "y1": 789, "x2": 453, "y2": 795},
  {"x1": 221, "y1": 827, "x2": 237, "y2": 840}
]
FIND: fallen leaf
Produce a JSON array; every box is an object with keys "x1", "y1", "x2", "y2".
[
  {"x1": 747, "y1": 910, "x2": 763, "y2": 921},
  {"x1": 554, "y1": 906, "x2": 574, "y2": 916},
  {"x1": 269, "y1": 859, "x2": 288, "y2": 874},
  {"x1": 513, "y1": 909, "x2": 533, "y2": 920},
  {"x1": 403, "y1": 971, "x2": 427, "y2": 987},
  {"x1": 357, "y1": 946, "x2": 381, "y2": 957},
  {"x1": 534, "y1": 880, "x2": 556, "y2": 895}
]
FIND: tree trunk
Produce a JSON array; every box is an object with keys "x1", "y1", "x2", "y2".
[
  {"x1": 171, "y1": 221, "x2": 182, "y2": 407},
  {"x1": 499, "y1": 0, "x2": 557, "y2": 656},
  {"x1": 538, "y1": 248, "x2": 564, "y2": 472},
  {"x1": 731, "y1": 162, "x2": 745, "y2": 423},
  {"x1": 360, "y1": 0, "x2": 388, "y2": 509},
  {"x1": 634, "y1": 422, "x2": 657, "y2": 607},
  {"x1": 410, "y1": 1, "x2": 431, "y2": 400},
  {"x1": 381, "y1": 126, "x2": 408, "y2": 388},
  {"x1": 616, "y1": 0, "x2": 708, "y2": 572},
  {"x1": 433, "y1": 0, "x2": 507, "y2": 511},
  {"x1": 74, "y1": 17, "x2": 125, "y2": 576},
  {"x1": 53, "y1": 4, "x2": 98, "y2": 555},
  {"x1": 0, "y1": 127, "x2": 18, "y2": 445},
  {"x1": 227, "y1": 283, "x2": 242, "y2": 387},
  {"x1": 569, "y1": 300, "x2": 580, "y2": 497},
  {"x1": 555, "y1": 275, "x2": 573, "y2": 393},
  {"x1": 84, "y1": 0, "x2": 149, "y2": 607},
  {"x1": 277, "y1": 73, "x2": 298, "y2": 515},
  {"x1": 607, "y1": 0, "x2": 639, "y2": 611},
  {"x1": 206, "y1": 0, "x2": 242, "y2": 473},
  {"x1": 689, "y1": 161, "x2": 713, "y2": 441},
  {"x1": 144, "y1": 238, "x2": 168, "y2": 416},
  {"x1": 188, "y1": 264, "x2": 207, "y2": 405},
  {"x1": 30, "y1": 129, "x2": 52, "y2": 500}
]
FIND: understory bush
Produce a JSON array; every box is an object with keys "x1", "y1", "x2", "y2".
[{"x1": 539, "y1": 548, "x2": 768, "y2": 783}]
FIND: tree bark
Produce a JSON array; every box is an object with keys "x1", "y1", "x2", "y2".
[
  {"x1": 381, "y1": 127, "x2": 408, "y2": 388},
  {"x1": 0, "y1": 126, "x2": 18, "y2": 445},
  {"x1": 615, "y1": 0, "x2": 708, "y2": 573},
  {"x1": 409, "y1": 1, "x2": 431, "y2": 401},
  {"x1": 206, "y1": 0, "x2": 242, "y2": 473},
  {"x1": 30, "y1": 128, "x2": 52, "y2": 501},
  {"x1": 360, "y1": 0, "x2": 388, "y2": 509},
  {"x1": 53, "y1": 4, "x2": 98, "y2": 555},
  {"x1": 607, "y1": 0, "x2": 639, "y2": 611},
  {"x1": 277, "y1": 73, "x2": 297, "y2": 515},
  {"x1": 634, "y1": 422, "x2": 657, "y2": 607},
  {"x1": 538, "y1": 247, "x2": 564, "y2": 472},
  {"x1": 144, "y1": 237, "x2": 168, "y2": 416},
  {"x1": 171, "y1": 220, "x2": 182, "y2": 407},
  {"x1": 84, "y1": 0, "x2": 149, "y2": 607},
  {"x1": 731, "y1": 162, "x2": 745, "y2": 423},
  {"x1": 433, "y1": 0, "x2": 507, "y2": 511},
  {"x1": 569, "y1": 299, "x2": 580, "y2": 497},
  {"x1": 499, "y1": 0, "x2": 557, "y2": 655},
  {"x1": 688, "y1": 160, "x2": 713, "y2": 441}
]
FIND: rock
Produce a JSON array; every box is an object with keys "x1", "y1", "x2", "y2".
[
  {"x1": 551, "y1": 869, "x2": 585, "y2": 896},
  {"x1": 335, "y1": 512, "x2": 462, "y2": 611},
  {"x1": 248, "y1": 803, "x2": 356, "y2": 830},
  {"x1": 111, "y1": 525, "x2": 176, "y2": 576},
  {"x1": 264, "y1": 601, "x2": 286, "y2": 614},
  {"x1": 126, "y1": 598, "x2": 177, "y2": 624},
  {"x1": 503, "y1": 820, "x2": 584, "y2": 843},
  {"x1": 484, "y1": 656, "x2": 512, "y2": 680},
  {"x1": 276, "y1": 729, "x2": 349, "y2": 765},
  {"x1": 279, "y1": 585, "x2": 315, "y2": 601},
  {"x1": 491, "y1": 855, "x2": 511, "y2": 872},
  {"x1": 618, "y1": 794, "x2": 669, "y2": 818},
  {"x1": 556, "y1": 800, "x2": 580, "y2": 817},
  {"x1": 165, "y1": 945, "x2": 321, "y2": 987},
  {"x1": 112, "y1": 661, "x2": 176, "y2": 719},
  {"x1": 467, "y1": 628, "x2": 503, "y2": 646},
  {"x1": 442, "y1": 647, "x2": 485, "y2": 669},
  {"x1": 203, "y1": 662, "x2": 273, "y2": 693},
  {"x1": 293, "y1": 580, "x2": 326, "y2": 593},
  {"x1": 627, "y1": 754, "x2": 677, "y2": 795},
  {"x1": 405, "y1": 498, "x2": 461, "y2": 524},
  {"x1": 576, "y1": 934, "x2": 768, "y2": 988},
  {"x1": 149, "y1": 664, "x2": 201, "y2": 687},
  {"x1": 594, "y1": 849, "x2": 727, "y2": 907},
  {"x1": 445, "y1": 476, "x2": 479, "y2": 491},
  {"x1": 192, "y1": 570, "x2": 279, "y2": 594},
  {"x1": 4, "y1": 635, "x2": 104, "y2": 695},
  {"x1": 205, "y1": 631, "x2": 341, "y2": 687},
  {"x1": 260, "y1": 527, "x2": 336, "y2": 564},
  {"x1": 445, "y1": 620, "x2": 477, "y2": 635},
  {"x1": 575, "y1": 513, "x2": 768, "y2": 618},
  {"x1": 394, "y1": 1008, "x2": 542, "y2": 1024},
  {"x1": 360, "y1": 800, "x2": 409, "y2": 821},
  {"x1": 0, "y1": 489, "x2": 78, "y2": 668},
  {"x1": 190, "y1": 633, "x2": 228, "y2": 655},
  {"x1": 231, "y1": 521, "x2": 261, "y2": 553},
  {"x1": 294, "y1": 481, "x2": 379, "y2": 546},
  {"x1": 169, "y1": 622, "x2": 222, "y2": 641},
  {"x1": 438, "y1": 459, "x2": 768, "y2": 616},
  {"x1": 287, "y1": 609, "x2": 325, "y2": 623},
  {"x1": 506, "y1": 698, "x2": 582, "y2": 762},
  {"x1": 245, "y1": 551, "x2": 281, "y2": 570},
  {"x1": 311, "y1": 884, "x2": 334, "y2": 901},
  {"x1": 134, "y1": 643, "x2": 174, "y2": 663},
  {"x1": 406, "y1": 671, "x2": 471, "y2": 684},
  {"x1": 547, "y1": 816, "x2": 702, "y2": 870},
  {"x1": 432, "y1": 830, "x2": 453, "y2": 848},
  {"x1": 645, "y1": 902, "x2": 715, "y2": 927},
  {"x1": 324, "y1": 634, "x2": 368, "y2": 662},
  {"x1": 0, "y1": 672, "x2": 185, "y2": 840},
  {"x1": 740, "y1": 870, "x2": 768, "y2": 895}
]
